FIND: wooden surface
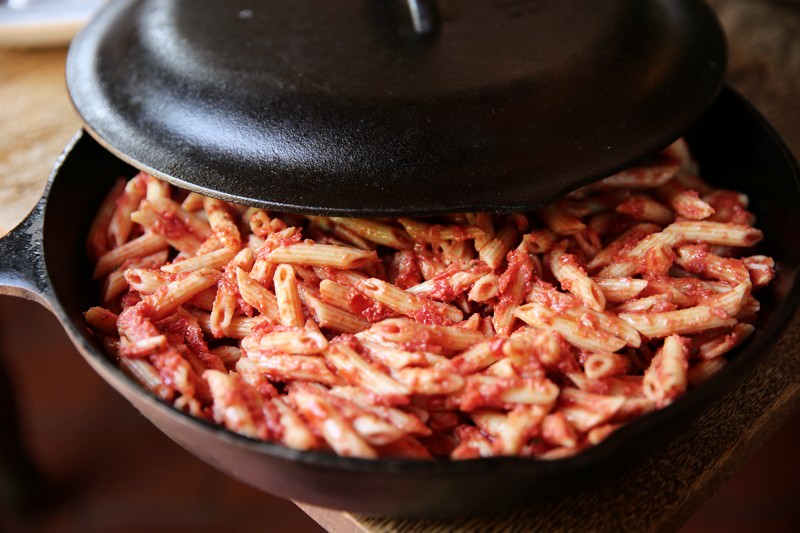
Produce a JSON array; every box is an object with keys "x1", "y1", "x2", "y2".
[{"x1": 0, "y1": 0, "x2": 799, "y2": 531}]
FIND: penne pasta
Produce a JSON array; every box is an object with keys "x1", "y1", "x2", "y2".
[{"x1": 85, "y1": 140, "x2": 775, "y2": 460}]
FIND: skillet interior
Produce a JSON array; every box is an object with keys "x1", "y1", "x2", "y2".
[{"x1": 36, "y1": 88, "x2": 800, "y2": 517}]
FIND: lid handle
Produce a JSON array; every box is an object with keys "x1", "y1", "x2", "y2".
[{"x1": 405, "y1": 0, "x2": 440, "y2": 36}]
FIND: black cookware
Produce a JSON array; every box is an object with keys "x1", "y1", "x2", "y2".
[
  {"x1": 66, "y1": 0, "x2": 726, "y2": 215},
  {"x1": 0, "y1": 88, "x2": 797, "y2": 517}
]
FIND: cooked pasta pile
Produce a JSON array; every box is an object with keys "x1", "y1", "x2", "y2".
[{"x1": 85, "y1": 139, "x2": 774, "y2": 459}]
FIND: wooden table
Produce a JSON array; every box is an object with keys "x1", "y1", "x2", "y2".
[{"x1": 1, "y1": 0, "x2": 799, "y2": 530}]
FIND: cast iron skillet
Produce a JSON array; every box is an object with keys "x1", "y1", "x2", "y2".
[{"x1": 0, "y1": 88, "x2": 798, "y2": 518}]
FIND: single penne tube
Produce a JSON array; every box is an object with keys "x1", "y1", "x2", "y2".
[
  {"x1": 470, "y1": 409, "x2": 518, "y2": 442},
  {"x1": 493, "y1": 250, "x2": 532, "y2": 336},
  {"x1": 103, "y1": 267, "x2": 129, "y2": 302},
  {"x1": 238, "y1": 353, "x2": 339, "y2": 385},
  {"x1": 180, "y1": 191, "x2": 206, "y2": 211},
  {"x1": 204, "y1": 370, "x2": 263, "y2": 439},
  {"x1": 397, "y1": 218, "x2": 485, "y2": 244},
  {"x1": 503, "y1": 327, "x2": 569, "y2": 370},
  {"x1": 329, "y1": 217, "x2": 412, "y2": 250},
  {"x1": 193, "y1": 311, "x2": 268, "y2": 338},
  {"x1": 663, "y1": 220, "x2": 763, "y2": 247},
  {"x1": 124, "y1": 267, "x2": 169, "y2": 294},
  {"x1": 273, "y1": 264, "x2": 305, "y2": 327},
  {"x1": 244, "y1": 208, "x2": 272, "y2": 236},
  {"x1": 473, "y1": 405, "x2": 549, "y2": 456},
  {"x1": 460, "y1": 375, "x2": 559, "y2": 411},
  {"x1": 331, "y1": 402, "x2": 406, "y2": 447},
  {"x1": 557, "y1": 387, "x2": 625, "y2": 432},
  {"x1": 390, "y1": 365, "x2": 465, "y2": 395},
  {"x1": 131, "y1": 199, "x2": 208, "y2": 254},
  {"x1": 573, "y1": 228, "x2": 602, "y2": 258},
  {"x1": 451, "y1": 425, "x2": 495, "y2": 459},
  {"x1": 204, "y1": 197, "x2": 242, "y2": 249},
  {"x1": 587, "y1": 223, "x2": 659, "y2": 271},
  {"x1": 289, "y1": 384, "x2": 378, "y2": 458},
  {"x1": 479, "y1": 223, "x2": 518, "y2": 269},
  {"x1": 562, "y1": 306, "x2": 641, "y2": 347},
  {"x1": 596, "y1": 231, "x2": 682, "y2": 278},
  {"x1": 675, "y1": 245, "x2": 750, "y2": 285},
  {"x1": 357, "y1": 277, "x2": 463, "y2": 324},
  {"x1": 612, "y1": 294, "x2": 674, "y2": 314},
  {"x1": 413, "y1": 247, "x2": 447, "y2": 280},
  {"x1": 687, "y1": 357, "x2": 727, "y2": 387},
  {"x1": 356, "y1": 331, "x2": 440, "y2": 368},
  {"x1": 406, "y1": 270, "x2": 483, "y2": 299},
  {"x1": 644, "y1": 277, "x2": 732, "y2": 307},
  {"x1": 703, "y1": 281, "x2": 750, "y2": 316},
  {"x1": 450, "y1": 339, "x2": 498, "y2": 373},
  {"x1": 143, "y1": 268, "x2": 222, "y2": 321},
  {"x1": 236, "y1": 267, "x2": 280, "y2": 322},
  {"x1": 211, "y1": 285, "x2": 237, "y2": 337},
  {"x1": 369, "y1": 318, "x2": 486, "y2": 352},
  {"x1": 742, "y1": 255, "x2": 775, "y2": 288},
  {"x1": 656, "y1": 179, "x2": 715, "y2": 220},
  {"x1": 189, "y1": 287, "x2": 216, "y2": 311},
  {"x1": 249, "y1": 257, "x2": 276, "y2": 286},
  {"x1": 441, "y1": 239, "x2": 475, "y2": 265},
  {"x1": 619, "y1": 306, "x2": 737, "y2": 338},
  {"x1": 593, "y1": 162, "x2": 679, "y2": 189},
  {"x1": 513, "y1": 303, "x2": 627, "y2": 353},
  {"x1": 584, "y1": 352, "x2": 630, "y2": 380},
  {"x1": 518, "y1": 229, "x2": 557, "y2": 254},
  {"x1": 323, "y1": 343, "x2": 410, "y2": 396},
  {"x1": 308, "y1": 216, "x2": 373, "y2": 250},
  {"x1": 536, "y1": 202, "x2": 585, "y2": 236},
  {"x1": 663, "y1": 138, "x2": 698, "y2": 176},
  {"x1": 119, "y1": 334, "x2": 168, "y2": 358},
  {"x1": 328, "y1": 386, "x2": 431, "y2": 436},
  {"x1": 103, "y1": 250, "x2": 170, "y2": 302},
  {"x1": 548, "y1": 246, "x2": 606, "y2": 311},
  {"x1": 87, "y1": 178, "x2": 125, "y2": 261},
  {"x1": 94, "y1": 232, "x2": 168, "y2": 279},
  {"x1": 696, "y1": 323, "x2": 754, "y2": 360},
  {"x1": 318, "y1": 279, "x2": 354, "y2": 309},
  {"x1": 210, "y1": 345, "x2": 242, "y2": 366},
  {"x1": 161, "y1": 247, "x2": 237, "y2": 274},
  {"x1": 500, "y1": 378, "x2": 560, "y2": 406},
  {"x1": 119, "y1": 357, "x2": 171, "y2": 400},
  {"x1": 615, "y1": 195, "x2": 674, "y2": 225},
  {"x1": 271, "y1": 397, "x2": 319, "y2": 451},
  {"x1": 643, "y1": 334, "x2": 689, "y2": 406},
  {"x1": 242, "y1": 325, "x2": 328, "y2": 355},
  {"x1": 84, "y1": 306, "x2": 119, "y2": 336},
  {"x1": 541, "y1": 412, "x2": 579, "y2": 448},
  {"x1": 592, "y1": 277, "x2": 648, "y2": 302},
  {"x1": 108, "y1": 174, "x2": 146, "y2": 247},
  {"x1": 303, "y1": 291, "x2": 370, "y2": 333},
  {"x1": 468, "y1": 273, "x2": 499, "y2": 302},
  {"x1": 144, "y1": 173, "x2": 170, "y2": 201},
  {"x1": 264, "y1": 243, "x2": 378, "y2": 269}
]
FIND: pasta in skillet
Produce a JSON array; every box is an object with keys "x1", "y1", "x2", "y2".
[{"x1": 85, "y1": 139, "x2": 774, "y2": 459}]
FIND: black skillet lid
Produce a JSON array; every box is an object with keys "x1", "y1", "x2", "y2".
[{"x1": 66, "y1": 0, "x2": 726, "y2": 216}]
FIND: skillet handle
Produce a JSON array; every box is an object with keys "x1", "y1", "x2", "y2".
[{"x1": 0, "y1": 197, "x2": 52, "y2": 309}]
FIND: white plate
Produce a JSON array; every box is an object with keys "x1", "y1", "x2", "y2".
[{"x1": 0, "y1": 0, "x2": 105, "y2": 48}]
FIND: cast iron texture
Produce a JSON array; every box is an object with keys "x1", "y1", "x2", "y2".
[
  {"x1": 0, "y1": 88, "x2": 797, "y2": 517},
  {"x1": 66, "y1": 0, "x2": 726, "y2": 216}
]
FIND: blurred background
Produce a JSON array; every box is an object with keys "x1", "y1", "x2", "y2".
[{"x1": 1, "y1": 0, "x2": 799, "y2": 531}]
